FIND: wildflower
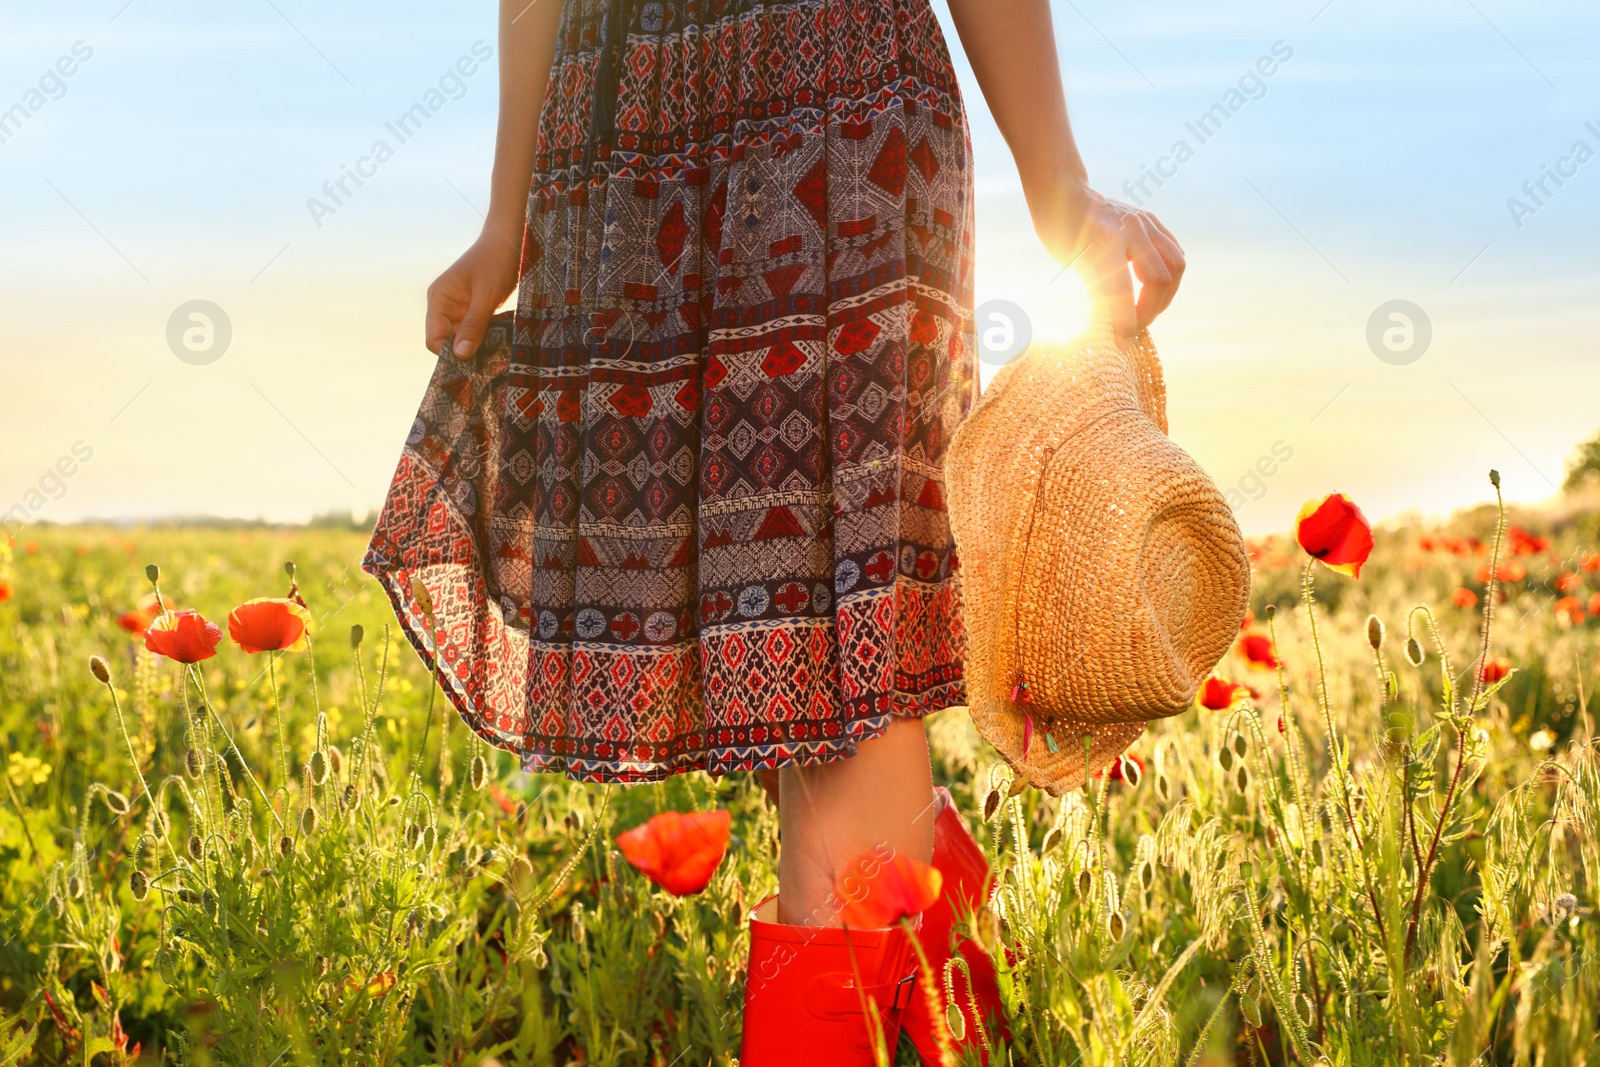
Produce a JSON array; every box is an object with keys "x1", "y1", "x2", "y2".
[
  {"x1": 1294, "y1": 493, "x2": 1374, "y2": 578},
  {"x1": 615, "y1": 809, "x2": 732, "y2": 896},
  {"x1": 835, "y1": 851, "x2": 942, "y2": 929},
  {"x1": 1555, "y1": 596, "x2": 1585, "y2": 626},
  {"x1": 1507, "y1": 526, "x2": 1550, "y2": 556},
  {"x1": 1582, "y1": 552, "x2": 1600, "y2": 573},
  {"x1": 0, "y1": 578, "x2": 11, "y2": 602},
  {"x1": 1199, "y1": 676, "x2": 1249, "y2": 711},
  {"x1": 7, "y1": 751, "x2": 51, "y2": 787},
  {"x1": 117, "y1": 608, "x2": 158, "y2": 635},
  {"x1": 1478, "y1": 655, "x2": 1512, "y2": 684},
  {"x1": 145, "y1": 610, "x2": 222, "y2": 663},
  {"x1": 1451, "y1": 587, "x2": 1478, "y2": 609},
  {"x1": 1589, "y1": 592, "x2": 1600, "y2": 617},
  {"x1": 1556, "y1": 571, "x2": 1582, "y2": 593},
  {"x1": 227, "y1": 597, "x2": 312, "y2": 654},
  {"x1": 1474, "y1": 560, "x2": 1527, "y2": 584},
  {"x1": 1239, "y1": 633, "x2": 1279, "y2": 669}
]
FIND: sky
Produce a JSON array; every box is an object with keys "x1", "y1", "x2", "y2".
[{"x1": 2, "y1": 0, "x2": 1597, "y2": 536}]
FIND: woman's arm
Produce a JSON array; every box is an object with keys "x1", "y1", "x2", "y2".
[
  {"x1": 425, "y1": 0, "x2": 564, "y2": 359},
  {"x1": 944, "y1": 0, "x2": 1184, "y2": 343}
]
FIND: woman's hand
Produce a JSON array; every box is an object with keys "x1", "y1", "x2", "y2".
[
  {"x1": 1027, "y1": 177, "x2": 1186, "y2": 346},
  {"x1": 425, "y1": 229, "x2": 521, "y2": 359}
]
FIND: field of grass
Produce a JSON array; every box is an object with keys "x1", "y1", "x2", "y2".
[{"x1": 2, "y1": 477, "x2": 1600, "y2": 1065}]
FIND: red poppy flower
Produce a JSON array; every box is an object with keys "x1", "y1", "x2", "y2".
[
  {"x1": 835, "y1": 851, "x2": 943, "y2": 929},
  {"x1": 118, "y1": 608, "x2": 157, "y2": 635},
  {"x1": 615, "y1": 809, "x2": 731, "y2": 896},
  {"x1": 1555, "y1": 572, "x2": 1581, "y2": 594},
  {"x1": 1450, "y1": 587, "x2": 1478, "y2": 609},
  {"x1": 1199, "y1": 676, "x2": 1249, "y2": 710},
  {"x1": 1589, "y1": 592, "x2": 1600, "y2": 617},
  {"x1": 1295, "y1": 493, "x2": 1374, "y2": 578},
  {"x1": 1477, "y1": 655, "x2": 1511, "y2": 684},
  {"x1": 1417, "y1": 535, "x2": 1436, "y2": 552},
  {"x1": 1239, "y1": 633, "x2": 1279, "y2": 669},
  {"x1": 1555, "y1": 596, "x2": 1585, "y2": 626},
  {"x1": 1507, "y1": 527, "x2": 1550, "y2": 557},
  {"x1": 1582, "y1": 553, "x2": 1600, "y2": 573},
  {"x1": 1474, "y1": 560, "x2": 1527, "y2": 584},
  {"x1": 228, "y1": 597, "x2": 313, "y2": 654},
  {"x1": 0, "y1": 578, "x2": 12, "y2": 603},
  {"x1": 144, "y1": 610, "x2": 222, "y2": 663}
]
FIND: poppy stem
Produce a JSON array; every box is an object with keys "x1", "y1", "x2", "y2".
[
  {"x1": 188, "y1": 663, "x2": 284, "y2": 831},
  {"x1": 269, "y1": 653, "x2": 288, "y2": 790},
  {"x1": 901, "y1": 915, "x2": 955, "y2": 1067}
]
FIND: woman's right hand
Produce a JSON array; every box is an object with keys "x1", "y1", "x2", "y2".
[{"x1": 424, "y1": 229, "x2": 522, "y2": 359}]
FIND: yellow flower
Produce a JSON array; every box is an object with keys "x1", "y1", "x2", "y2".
[{"x1": 7, "y1": 751, "x2": 51, "y2": 787}]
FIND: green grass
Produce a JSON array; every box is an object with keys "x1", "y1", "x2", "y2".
[{"x1": 2, "y1": 479, "x2": 1599, "y2": 1065}]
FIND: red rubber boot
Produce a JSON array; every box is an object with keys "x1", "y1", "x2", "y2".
[
  {"x1": 900, "y1": 787, "x2": 1008, "y2": 1064},
  {"x1": 739, "y1": 895, "x2": 920, "y2": 1066}
]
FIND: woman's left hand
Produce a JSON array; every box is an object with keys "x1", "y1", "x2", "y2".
[{"x1": 1027, "y1": 178, "x2": 1186, "y2": 346}]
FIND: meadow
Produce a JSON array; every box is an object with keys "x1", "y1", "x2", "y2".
[{"x1": 2, "y1": 473, "x2": 1600, "y2": 1066}]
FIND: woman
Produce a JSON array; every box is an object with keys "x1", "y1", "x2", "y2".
[{"x1": 379, "y1": 0, "x2": 1183, "y2": 1058}]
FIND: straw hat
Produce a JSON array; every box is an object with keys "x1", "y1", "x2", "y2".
[{"x1": 945, "y1": 322, "x2": 1249, "y2": 795}]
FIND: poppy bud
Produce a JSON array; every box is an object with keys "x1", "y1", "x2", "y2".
[
  {"x1": 308, "y1": 749, "x2": 329, "y2": 785},
  {"x1": 145, "y1": 564, "x2": 160, "y2": 584},
  {"x1": 278, "y1": 834, "x2": 295, "y2": 858},
  {"x1": 1264, "y1": 604, "x2": 1276, "y2": 619},
  {"x1": 470, "y1": 755, "x2": 489, "y2": 791},
  {"x1": 103, "y1": 789, "x2": 129, "y2": 816},
  {"x1": 411, "y1": 576, "x2": 435, "y2": 617},
  {"x1": 1219, "y1": 747, "x2": 1234, "y2": 773},
  {"x1": 1366, "y1": 614, "x2": 1385, "y2": 649},
  {"x1": 89, "y1": 655, "x2": 111, "y2": 684},
  {"x1": 1235, "y1": 764, "x2": 1250, "y2": 792},
  {"x1": 1405, "y1": 637, "x2": 1425, "y2": 667},
  {"x1": 350, "y1": 623, "x2": 365, "y2": 649},
  {"x1": 1233, "y1": 733, "x2": 1248, "y2": 758},
  {"x1": 284, "y1": 561, "x2": 297, "y2": 580},
  {"x1": 129, "y1": 869, "x2": 149, "y2": 901},
  {"x1": 187, "y1": 834, "x2": 204, "y2": 861},
  {"x1": 946, "y1": 1001, "x2": 966, "y2": 1042},
  {"x1": 301, "y1": 806, "x2": 319, "y2": 835},
  {"x1": 1240, "y1": 992, "x2": 1262, "y2": 1027},
  {"x1": 1042, "y1": 827, "x2": 1062, "y2": 853},
  {"x1": 1489, "y1": 469, "x2": 1500, "y2": 488},
  {"x1": 1139, "y1": 860, "x2": 1155, "y2": 891},
  {"x1": 421, "y1": 825, "x2": 437, "y2": 852},
  {"x1": 343, "y1": 784, "x2": 360, "y2": 811},
  {"x1": 406, "y1": 823, "x2": 422, "y2": 848},
  {"x1": 478, "y1": 847, "x2": 497, "y2": 868},
  {"x1": 1077, "y1": 868, "x2": 1092, "y2": 897},
  {"x1": 1108, "y1": 912, "x2": 1125, "y2": 940},
  {"x1": 982, "y1": 788, "x2": 1001, "y2": 822},
  {"x1": 1120, "y1": 756, "x2": 1142, "y2": 787},
  {"x1": 66, "y1": 875, "x2": 84, "y2": 899},
  {"x1": 185, "y1": 749, "x2": 203, "y2": 779}
]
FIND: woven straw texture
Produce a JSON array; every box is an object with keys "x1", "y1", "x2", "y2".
[{"x1": 945, "y1": 324, "x2": 1250, "y2": 795}]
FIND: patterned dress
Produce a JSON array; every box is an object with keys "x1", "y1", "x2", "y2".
[{"x1": 364, "y1": 0, "x2": 977, "y2": 784}]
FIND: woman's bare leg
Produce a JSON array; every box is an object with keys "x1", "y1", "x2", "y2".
[{"x1": 777, "y1": 718, "x2": 936, "y2": 927}]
